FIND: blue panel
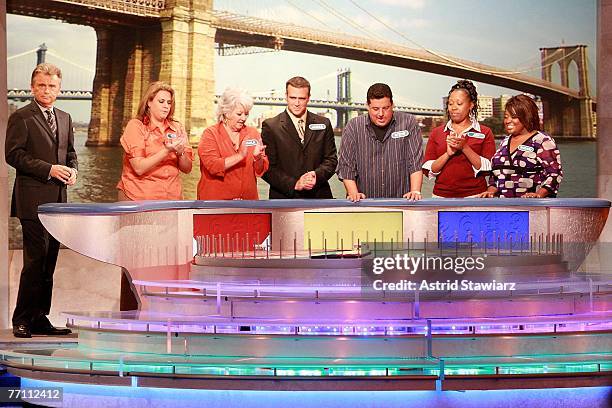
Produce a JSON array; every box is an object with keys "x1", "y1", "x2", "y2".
[{"x1": 438, "y1": 211, "x2": 529, "y2": 247}]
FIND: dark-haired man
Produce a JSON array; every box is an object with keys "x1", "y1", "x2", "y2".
[
  {"x1": 261, "y1": 76, "x2": 337, "y2": 199},
  {"x1": 337, "y1": 83, "x2": 423, "y2": 201}
]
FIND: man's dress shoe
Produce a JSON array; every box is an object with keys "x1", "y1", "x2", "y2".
[
  {"x1": 30, "y1": 316, "x2": 72, "y2": 336},
  {"x1": 13, "y1": 324, "x2": 32, "y2": 338},
  {"x1": 30, "y1": 324, "x2": 72, "y2": 336}
]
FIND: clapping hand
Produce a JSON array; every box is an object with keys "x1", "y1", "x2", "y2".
[
  {"x1": 165, "y1": 136, "x2": 186, "y2": 156},
  {"x1": 446, "y1": 131, "x2": 458, "y2": 155},
  {"x1": 447, "y1": 131, "x2": 466, "y2": 153},
  {"x1": 253, "y1": 142, "x2": 267, "y2": 160}
]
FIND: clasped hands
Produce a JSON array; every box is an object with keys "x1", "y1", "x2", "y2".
[
  {"x1": 164, "y1": 136, "x2": 187, "y2": 156},
  {"x1": 295, "y1": 171, "x2": 316, "y2": 191},
  {"x1": 237, "y1": 140, "x2": 267, "y2": 161},
  {"x1": 50, "y1": 165, "x2": 77, "y2": 185},
  {"x1": 446, "y1": 131, "x2": 467, "y2": 155}
]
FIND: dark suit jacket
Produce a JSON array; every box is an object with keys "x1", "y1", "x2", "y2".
[
  {"x1": 5, "y1": 101, "x2": 78, "y2": 220},
  {"x1": 261, "y1": 110, "x2": 337, "y2": 199}
]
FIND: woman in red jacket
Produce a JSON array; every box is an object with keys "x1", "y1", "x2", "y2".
[{"x1": 197, "y1": 88, "x2": 268, "y2": 200}]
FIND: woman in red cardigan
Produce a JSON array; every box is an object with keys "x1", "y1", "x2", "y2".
[
  {"x1": 422, "y1": 80, "x2": 496, "y2": 197},
  {"x1": 197, "y1": 88, "x2": 269, "y2": 200}
]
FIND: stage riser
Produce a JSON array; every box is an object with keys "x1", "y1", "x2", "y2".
[
  {"x1": 76, "y1": 329, "x2": 611, "y2": 359},
  {"x1": 141, "y1": 294, "x2": 611, "y2": 320}
]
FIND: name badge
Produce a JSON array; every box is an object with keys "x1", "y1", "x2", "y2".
[
  {"x1": 518, "y1": 145, "x2": 534, "y2": 152},
  {"x1": 391, "y1": 130, "x2": 409, "y2": 139},
  {"x1": 244, "y1": 139, "x2": 259, "y2": 147},
  {"x1": 309, "y1": 123, "x2": 326, "y2": 131},
  {"x1": 466, "y1": 132, "x2": 485, "y2": 139}
]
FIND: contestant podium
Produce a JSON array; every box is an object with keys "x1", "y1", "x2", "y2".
[{"x1": 1, "y1": 199, "x2": 611, "y2": 407}]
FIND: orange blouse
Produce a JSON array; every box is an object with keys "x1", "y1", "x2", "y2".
[
  {"x1": 117, "y1": 118, "x2": 194, "y2": 200},
  {"x1": 197, "y1": 122, "x2": 269, "y2": 200}
]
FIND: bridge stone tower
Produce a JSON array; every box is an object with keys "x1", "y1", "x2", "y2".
[
  {"x1": 88, "y1": 0, "x2": 215, "y2": 145},
  {"x1": 539, "y1": 45, "x2": 594, "y2": 138}
]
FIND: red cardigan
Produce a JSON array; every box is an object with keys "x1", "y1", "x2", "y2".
[{"x1": 423, "y1": 124, "x2": 495, "y2": 197}]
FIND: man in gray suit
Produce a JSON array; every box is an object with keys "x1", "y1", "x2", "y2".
[
  {"x1": 261, "y1": 76, "x2": 337, "y2": 199},
  {"x1": 5, "y1": 63, "x2": 78, "y2": 338}
]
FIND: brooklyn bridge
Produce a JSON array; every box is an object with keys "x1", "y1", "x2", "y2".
[{"x1": 7, "y1": 0, "x2": 596, "y2": 145}]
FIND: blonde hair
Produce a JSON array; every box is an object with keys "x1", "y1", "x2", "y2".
[
  {"x1": 137, "y1": 81, "x2": 176, "y2": 124},
  {"x1": 216, "y1": 87, "x2": 253, "y2": 122},
  {"x1": 31, "y1": 63, "x2": 62, "y2": 85}
]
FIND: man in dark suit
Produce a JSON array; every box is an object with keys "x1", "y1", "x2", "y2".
[
  {"x1": 5, "y1": 63, "x2": 78, "y2": 338},
  {"x1": 261, "y1": 76, "x2": 338, "y2": 198}
]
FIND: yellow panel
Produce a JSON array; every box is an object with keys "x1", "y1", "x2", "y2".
[{"x1": 304, "y1": 212, "x2": 403, "y2": 251}]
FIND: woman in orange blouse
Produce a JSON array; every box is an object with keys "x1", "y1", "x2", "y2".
[
  {"x1": 117, "y1": 81, "x2": 193, "y2": 201},
  {"x1": 198, "y1": 88, "x2": 269, "y2": 200}
]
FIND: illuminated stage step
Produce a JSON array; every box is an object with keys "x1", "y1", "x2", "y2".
[
  {"x1": 62, "y1": 310, "x2": 612, "y2": 335},
  {"x1": 135, "y1": 277, "x2": 611, "y2": 320},
  {"x1": 2, "y1": 344, "x2": 610, "y2": 378}
]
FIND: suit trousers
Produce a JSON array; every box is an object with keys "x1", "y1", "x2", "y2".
[
  {"x1": 117, "y1": 188, "x2": 139, "y2": 311},
  {"x1": 12, "y1": 218, "x2": 60, "y2": 326}
]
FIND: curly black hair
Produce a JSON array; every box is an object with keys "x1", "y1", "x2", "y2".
[{"x1": 446, "y1": 79, "x2": 479, "y2": 120}]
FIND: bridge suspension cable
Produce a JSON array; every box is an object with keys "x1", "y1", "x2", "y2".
[
  {"x1": 350, "y1": 73, "x2": 421, "y2": 107},
  {"x1": 46, "y1": 49, "x2": 95, "y2": 74},
  {"x1": 284, "y1": 0, "x2": 329, "y2": 29},
  {"x1": 313, "y1": 0, "x2": 385, "y2": 41},
  {"x1": 309, "y1": 70, "x2": 340, "y2": 85},
  {"x1": 7, "y1": 47, "x2": 40, "y2": 61},
  {"x1": 347, "y1": 0, "x2": 578, "y2": 77}
]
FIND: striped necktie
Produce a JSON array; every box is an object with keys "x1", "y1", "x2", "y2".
[
  {"x1": 297, "y1": 119, "x2": 305, "y2": 143},
  {"x1": 45, "y1": 109, "x2": 57, "y2": 136}
]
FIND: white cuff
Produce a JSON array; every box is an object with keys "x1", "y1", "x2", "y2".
[
  {"x1": 472, "y1": 157, "x2": 492, "y2": 177},
  {"x1": 422, "y1": 160, "x2": 440, "y2": 179}
]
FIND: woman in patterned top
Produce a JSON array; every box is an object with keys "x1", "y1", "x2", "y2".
[{"x1": 477, "y1": 94, "x2": 563, "y2": 198}]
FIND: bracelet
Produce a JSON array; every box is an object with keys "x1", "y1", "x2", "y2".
[{"x1": 409, "y1": 191, "x2": 422, "y2": 195}]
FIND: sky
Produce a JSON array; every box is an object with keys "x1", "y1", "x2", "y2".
[{"x1": 6, "y1": 0, "x2": 598, "y2": 122}]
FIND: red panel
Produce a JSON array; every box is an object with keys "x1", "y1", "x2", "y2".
[{"x1": 193, "y1": 213, "x2": 272, "y2": 252}]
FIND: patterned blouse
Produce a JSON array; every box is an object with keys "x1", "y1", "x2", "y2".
[{"x1": 489, "y1": 132, "x2": 563, "y2": 197}]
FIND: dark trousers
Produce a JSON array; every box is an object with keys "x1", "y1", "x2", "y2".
[
  {"x1": 120, "y1": 268, "x2": 139, "y2": 311},
  {"x1": 12, "y1": 219, "x2": 60, "y2": 326}
]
